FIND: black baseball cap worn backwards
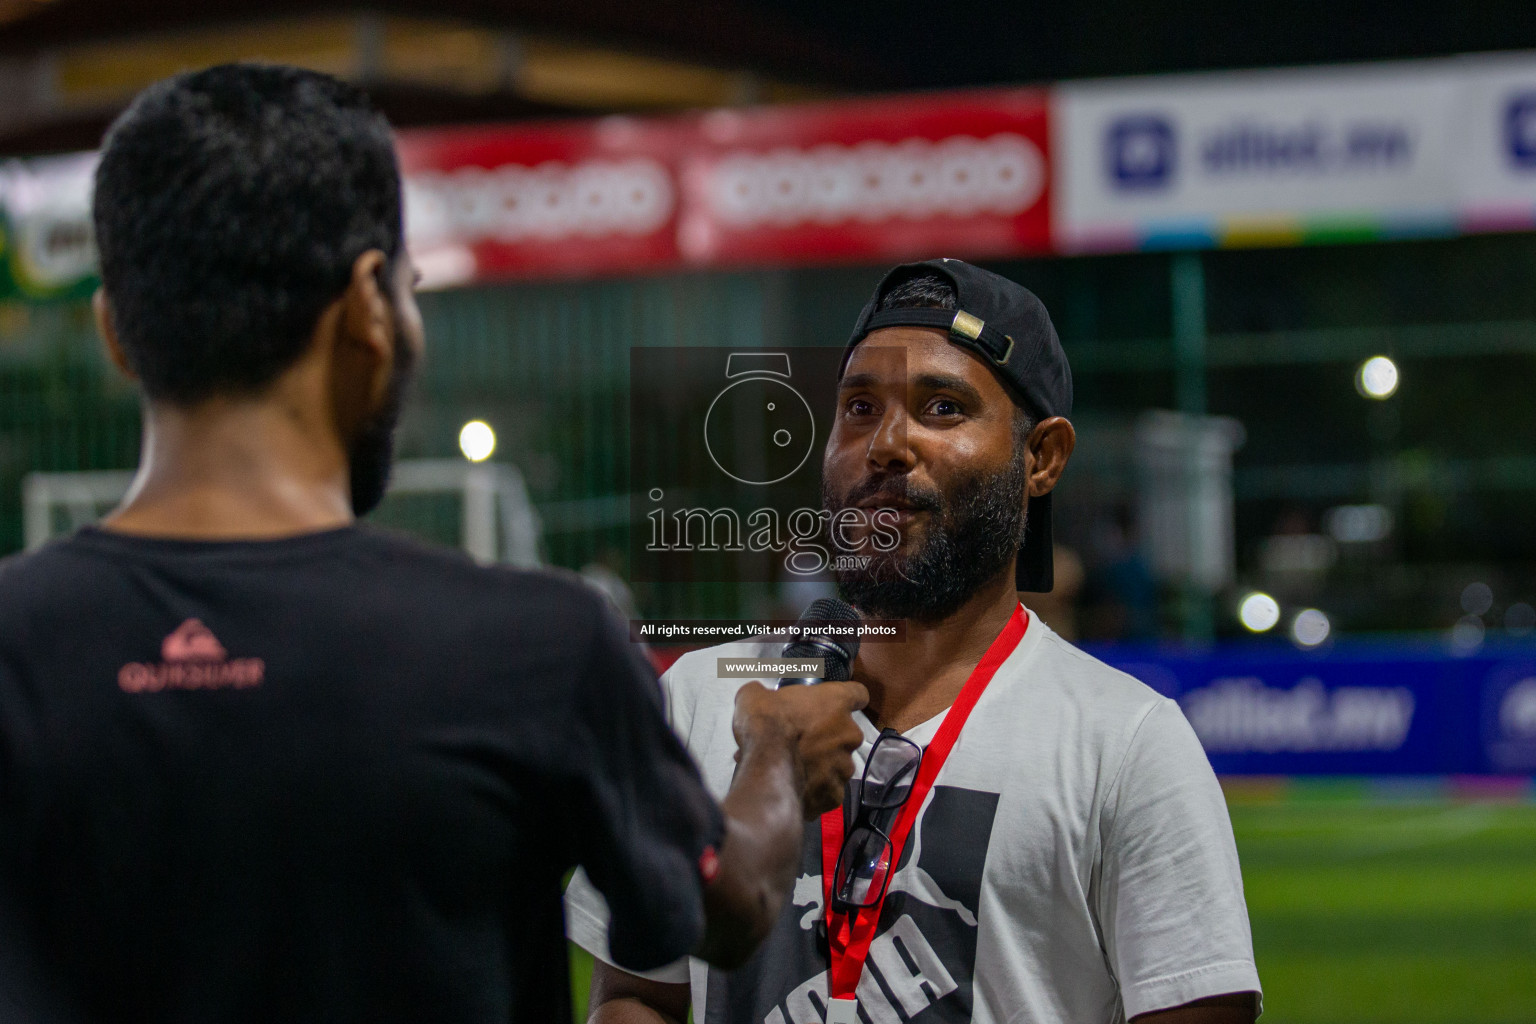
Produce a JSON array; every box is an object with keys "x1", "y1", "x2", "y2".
[{"x1": 840, "y1": 258, "x2": 1073, "y2": 593}]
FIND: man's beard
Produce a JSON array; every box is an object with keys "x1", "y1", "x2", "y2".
[
  {"x1": 823, "y1": 453, "x2": 1029, "y2": 623},
  {"x1": 348, "y1": 331, "x2": 417, "y2": 517}
]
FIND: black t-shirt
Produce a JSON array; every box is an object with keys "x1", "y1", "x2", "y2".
[{"x1": 0, "y1": 525, "x2": 721, "y2": 1023}]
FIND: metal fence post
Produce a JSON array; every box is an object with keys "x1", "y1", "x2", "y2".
[{"x1": 1171, "y1": 252, "x2": 1215, "y2": 643}]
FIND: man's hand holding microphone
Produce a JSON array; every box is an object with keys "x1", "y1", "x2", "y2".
[{"x1": 691, "y1": 600, "x2": 867, "y2": 968}]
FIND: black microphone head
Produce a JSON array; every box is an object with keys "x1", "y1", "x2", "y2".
[{"x1": 783, "y1": 598, "x2": 861, "y2": 681}]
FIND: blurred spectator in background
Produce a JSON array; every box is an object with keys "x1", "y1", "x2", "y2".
[
  {"x1": 1256, "y1": 506, "x2": 1335, "y2": 606},
  {"x1": 1023, "y1": 543, "x2": 1085, "y2": 640},
  {"x1": 1083, "y1": 506, "x2": 1159, "y2": 641}
]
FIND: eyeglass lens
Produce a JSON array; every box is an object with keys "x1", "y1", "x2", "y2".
[
  {"x1": 860, "y1": 733, "x2": 921, "y2": 810},
  {"x1": 834, "y1": 825, "x2": 893, "y2": 907},
  {"x1": 832, "y1": 731, "x2": 923, "y2": 909}
]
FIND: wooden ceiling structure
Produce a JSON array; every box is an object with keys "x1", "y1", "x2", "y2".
[{"x1": 0, "y1": 0, "x2": 864, "y2": 155}]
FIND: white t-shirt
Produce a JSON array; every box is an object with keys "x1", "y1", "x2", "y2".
[{"x1": 566, "y1": 611, "x2": 1261, "y2": 1024}]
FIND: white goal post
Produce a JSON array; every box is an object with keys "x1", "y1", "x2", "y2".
[{"x1": 22, "y1": 459, "x2": 544, "y2": 567}]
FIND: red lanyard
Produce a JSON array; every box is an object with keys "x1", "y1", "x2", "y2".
[{"x1": 819, "y1": 605, "x2": 1028, "y2": 1002}]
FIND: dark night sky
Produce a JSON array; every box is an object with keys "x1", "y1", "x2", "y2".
[
  {"x1": 732, "y1": 0, "x2": 1536, "y2": 87},
  {"x1": 5, "y1": 0, "x2": 1536, "y2": 86},
  {"x1": 2, "y1": 0, "x2": 1534, "y2": 152}
]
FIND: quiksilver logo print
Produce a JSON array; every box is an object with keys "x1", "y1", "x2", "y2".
[{"x1": 118, "y1": 619, "x2": 265, "y2": 693}]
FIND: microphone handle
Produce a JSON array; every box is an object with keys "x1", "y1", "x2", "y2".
[
  {"x1": 778, "y1": 637, "x2": 849, "y2": 688},
  {"x1": 776, "y1": 674, "x2": 823, "y2": 688}
]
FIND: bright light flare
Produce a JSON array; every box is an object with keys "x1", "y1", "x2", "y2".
[
  {"x1": 1292, "y1": 608, "x2": 1331, "y2": 647},
  {"x1": 459, "y1": 420, "x2": 496, "y2": 462},
  {"x1": 1356, "y1": 356, "x2": 1399, "y2": 399},
  {"x1": 1238, "y1": 592, "x2": 1281, "y2": 633}
]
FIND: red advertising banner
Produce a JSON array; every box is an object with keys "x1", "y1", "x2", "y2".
[
  {"x1": 397, "y1": 117, "x2": 689, "y2": 286},
  {"x1": 677, "y1": 89, "x2": 1051, "y2": 269},
  {"x1": 395, "y1": 88, "x2": 1052, "y2": 285}
]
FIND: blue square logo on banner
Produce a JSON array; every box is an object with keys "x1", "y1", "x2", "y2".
[
  {"x1": 1504, "y1": 93, "x2": 1536, "y2": 169},
  {"x1": 1106, "y1": 115, "x2": 1177, "y2": 190}
]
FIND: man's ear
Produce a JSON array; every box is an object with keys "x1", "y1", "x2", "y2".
[
  {"x1": 1026, "y1": 416, "x2": 1076, "y2": 498},
  {"x1": 337, "y1": 250, "x2": 394, "y2": 391},
  {"x1": 93, "y1": 288, "x2": 136, "y2": 380}
]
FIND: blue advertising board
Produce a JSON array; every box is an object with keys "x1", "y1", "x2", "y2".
[{"x1": 1088, "y1": 641, "x2": 1536, "y2": 775}]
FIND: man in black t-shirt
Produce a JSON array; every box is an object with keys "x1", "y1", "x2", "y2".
[{"x1": 0, "y1": 65, "x2": 866, "y2": 1024}]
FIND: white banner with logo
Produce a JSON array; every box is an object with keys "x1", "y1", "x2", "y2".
[
  {"x1": 0, "y1": 151, "x2": 100, "y2": 299},
  {"x1": 6, "y1": 54, "x2": 1536, "y2": 298},
  {"x1": 1053, "y1": 61, "x2": 1464, "y2": 252},
  {"x1": 1453, "y1": 54, "x2": 1536, "y2": 231}
]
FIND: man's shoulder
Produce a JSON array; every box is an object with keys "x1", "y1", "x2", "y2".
[
  {"x1": 0, "y1": 525, "x2": 614, "y2": 642},
  {"x1": 1008, "y1": 619, "x2": 1174, "y2": 726},
  {"x1": 0, "y1": 544, "x2": 54, "y2": 589},
  {"x1": 0, "y1": 535, "x2": 113, "y2": 613},
  {"x1": 348, "y1": 526, "x2": 613, "y2": 620}
]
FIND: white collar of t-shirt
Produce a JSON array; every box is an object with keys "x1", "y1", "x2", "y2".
[
  {"x1": 852, "y1": 706, "x2": 947, "y2": 754},
  {"x1": 850, "y1": 603, "x2": 1028, "y2": 754}
]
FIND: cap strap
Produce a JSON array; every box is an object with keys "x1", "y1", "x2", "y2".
[{"x1": 862, "y1": 309, "x2": 1015, "y2": 367}]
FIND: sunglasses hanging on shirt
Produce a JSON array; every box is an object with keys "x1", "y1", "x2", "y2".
[{"x1": 831, "y1": 728, "x2": 922, "y2": 912}]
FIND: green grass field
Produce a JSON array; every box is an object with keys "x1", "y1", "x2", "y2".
[
  {"x1": 569, "y1": 790, "x2": 1536, "y2": 1023},
  {"x1": 1232, "y1": 790, "x2": 1536, "y2": 1024}
]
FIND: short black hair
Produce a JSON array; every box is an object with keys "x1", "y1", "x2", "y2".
[
  {"x1": 93, "y1": 63, "x2": 403, "y2": 404},
  {"x1": 877, "y1": 271, "x2": 958, "y2": 314},
  {"x1": 877, "y1": 270, "x2": 1035, "y2": 443}
]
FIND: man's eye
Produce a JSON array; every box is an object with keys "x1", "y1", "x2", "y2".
[
  {"x1": 846, "y1": 398, "x2": 877, "y2": 416},
  {"x1": 927, "y1": 398, "x2": 963, "y2": 416}
]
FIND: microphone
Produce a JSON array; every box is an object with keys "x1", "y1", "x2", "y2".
[{"x1": 778, "y1": 598, "x2": 861, "y2": 687}]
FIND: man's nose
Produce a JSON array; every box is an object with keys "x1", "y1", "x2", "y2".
[{"x1": 866, "y1": 407, "x2": 912, "y2": 471}]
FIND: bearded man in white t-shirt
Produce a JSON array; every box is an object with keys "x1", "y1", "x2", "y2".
[{"x1": 567, "y1": 259, "x2": 1262, "y2": 1024}]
